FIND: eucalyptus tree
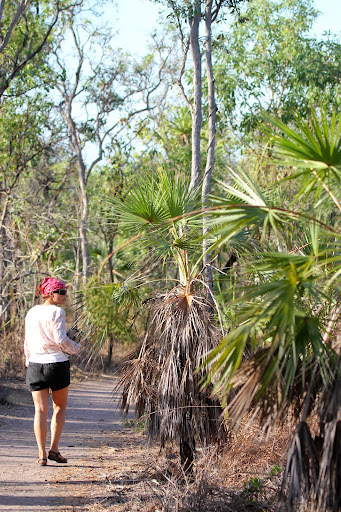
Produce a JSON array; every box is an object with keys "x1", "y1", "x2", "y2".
[
  {"x1": 152, "y1": 0, "x2": 249, "y2": 293},
  {"x1": 0, "y1": 0, "x2": 83, "y2": 99},
  {"x1": 202, "y1": 109, "x2": 341, "y2": 510},
  {"x1": 0, "y1": 88, "x2": 72, "y2": 329},
  {"x1": 0, "y1": 0, "x2": 91, "y2": 329},
  {"x1": 52, "y1": 13, "x2": 168, "y2": 285},
  {"x1": 156, "y1": 0, "x2": 249, "y2": 187},
  {"x1": 213, "y1": 0, "x2": 341, "y2": 146}
]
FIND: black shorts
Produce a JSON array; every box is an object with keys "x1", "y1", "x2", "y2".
[{"x1": 26, "y1": 361, "x2": 70, "y2": 392}]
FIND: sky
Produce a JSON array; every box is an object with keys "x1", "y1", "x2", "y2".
[
  {"x1": 113, "y1": 0, "x2": 341, "y2": 56},
  {"x1": 312, "y1": 0, "x2": 341, "y2": 36},
  {"x1": 115, "y1": 0, "x2": 160, "y2": 55},
  {"x1": 82, "y1": 0, "x2": 340, "y2": 165}
]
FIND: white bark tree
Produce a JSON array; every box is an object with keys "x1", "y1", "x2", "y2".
[{"x1": 157, "y1": 0, "x2": 249, "y2": 292}]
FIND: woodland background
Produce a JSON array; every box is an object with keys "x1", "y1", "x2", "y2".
[
  {"x1": 1, "y1": 0, "x2": 340, "y2": 373},
  {"x1": 1, "y1": 2, "x2": 341, "y2": 509}
]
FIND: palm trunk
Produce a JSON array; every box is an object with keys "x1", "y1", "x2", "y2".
[{"x1": 180, "y1": 432, "x2": 195, "y2": 474}]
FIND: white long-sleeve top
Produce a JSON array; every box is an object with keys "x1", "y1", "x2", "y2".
[{"x1": 24, "y1": 304, "x2": 82, "y2": 366}]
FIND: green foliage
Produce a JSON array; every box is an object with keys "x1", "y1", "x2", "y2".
[
  {"x1": 213, "y1": 0, "x2": 341, "y2": 141},
  {"x1": 243, "y1": 476, "x2": 261, "y2": 493},
  {"x1": 268, "y1": 109, "x2": 341, "y2": 170},
  {"x1": 267, "y1": 109, "x2": 341, "y2": 212},
  {"x1": 270, "y1": 464, "x2": 282, "y2": 477},
  {"x1": 108, "y1": 168, "x2": 203, "y2": 283},
  {"x1": 124, "y1": 417, "x2": 146, "y2": 432},
  {"x1": 0, "y1": 0, "x2": 67, "y2": 96},
  {"x1": 83, "y1": 277, "x2": 136, "y2": 345},
  {"x1": 243, "y1": 465, "x2": 282, "y2": 495},
  {"x1": 203, "y1": 108, "x2": 341, "y2": 433}
]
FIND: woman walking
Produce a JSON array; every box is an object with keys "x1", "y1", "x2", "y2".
[{"x1": 24, "y1": 276, "x2": 82, "y2": 466}]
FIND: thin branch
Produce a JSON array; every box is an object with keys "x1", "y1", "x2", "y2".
[
  {"x1": 174, "y1": 37, "x2": 192, "y2": 111},
  {"x1": 0, "y1": 0, "x2": 29, "y2": 54},
  {"x1": 312, "y1": 169, "x2": 341, "y2": 212},
  {"x1": 289, "y1": 242, "x2": 314, "y2": 254},
  {"x1": 0, "y1": 6, "x2": 60, "y2": 97},
  {"x1": 97, "y1": 233, "x2": 143, "y2": 278},
  {"x1": 0, "y1": 0, "x2": 6, "y2": 24},
  {"x1": 0, "y1": 193, "x2": 9, "y2": 232},
  {"x1": 70, "y1": 25, "x2": 85, "y2": 102},
  {"x1": 29, "y1": 230, "x2": 69, "y2": 269},
  {"x1": 167, "y1": 0, "x2": 192, "y2": 110},
  {"x1": 212, "y1": 0, "x2": 225, "y2": 21}
]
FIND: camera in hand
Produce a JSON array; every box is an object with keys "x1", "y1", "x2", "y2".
[{"x1": 67, "y1": 326, "x2": 82, "y2": 343}]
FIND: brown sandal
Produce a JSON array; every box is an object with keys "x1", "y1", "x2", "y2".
[
  {"x1": 48, "y1": 450, "x2": 68, "y2": 463},
  {"x1": 37, "y1": 458, "x2": 47, "y2": 466}
]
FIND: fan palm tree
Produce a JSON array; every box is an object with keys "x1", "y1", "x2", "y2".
[
  {"x1": 202, "y1": 109, "x2": 341, "y2": 510},
  {"x1": 107, "y1": 170, "x2": 227, "y2": 471}
]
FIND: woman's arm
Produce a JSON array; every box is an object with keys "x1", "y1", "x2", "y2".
[
  {"x1": 24, "y1": 328, "x2": 30, "y2": 366},
  {"x1": 52, "y1": 309, "x2": 82, "y2": 355}
]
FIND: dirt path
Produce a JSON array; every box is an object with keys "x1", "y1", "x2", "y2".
[
  {"x1": 0, "y1": 375, "x2": 139, "y2": 512},
  {"x1": 0, "y1": 375, "x2": 287, "y2": 512}
]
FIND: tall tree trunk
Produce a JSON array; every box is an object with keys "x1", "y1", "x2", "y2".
[
  {"x1": 0, "y1": 194, "x2": 9, "y2": 327},
  {"x1": 79, "y1": 168, "x2": 90, "y2": 286},
  {"x1": 66, "y1": 111, "x2": 90, "y2": 286},
  {"x1": 202, "y1": 0, "x2": 216, "y2": 295},
  {"x1": 0, "y1": 192, "x2": 8, "y2": 322},
  {"x1": 189, "y1": 0, "x2": 202, "y2": 191},
  {"x1": 73, "y1": 240, "x2": 80, "y2": 323},
  {"x1": 106, "y1": 244, "x2": 115, "y2": 367},
  {"x1": 0, "y1": 229, "x2": 5, "y2": 326},
  {"x1": 106, "y1": 337, "x2": 114, "y2": 368}
]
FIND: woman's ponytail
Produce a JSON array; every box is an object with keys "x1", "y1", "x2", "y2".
[{"x1": 35, "y1": 283, "x2": 42, "y2": 297}]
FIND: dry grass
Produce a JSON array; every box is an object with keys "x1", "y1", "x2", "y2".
[
  {"x1": 0, "y1": 327, "x2": 26, "y2": 380},
  {"x1": 220, "y1": 418, "x2": 291, "y2": 491},
  {"x1": 79, "y1": 416, "x2": 296, "y2": 512}
]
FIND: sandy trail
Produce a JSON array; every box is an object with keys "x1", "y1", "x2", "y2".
[{"x1": 0, "y1": 375, "x2": 132, "y2": 511}]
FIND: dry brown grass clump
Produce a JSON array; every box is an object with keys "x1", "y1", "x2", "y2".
[
  {"x1": 220, "y1": 417, "x2": 291, "y2": 491},
  {"x1": 83, "y1": 416, "x2": 298, "y2": 512}
]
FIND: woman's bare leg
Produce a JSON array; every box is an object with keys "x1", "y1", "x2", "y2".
[
  {"x1": 50, "y1": 386, "x2": 69, "y2": 454},
  {"x1": 31, "y1": 388, "x2": 50, "y2": 460}
]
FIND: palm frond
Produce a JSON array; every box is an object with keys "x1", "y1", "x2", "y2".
[
  {"x1": 206, "y1": 169, "x2": 308, "y2": 251},
  {"x1": 157, "y1": 168, "x2": 199, "y2": 220},
  {"x1": 107, "y1": 169, "x2": 201, "y2": 236},
  {"x1": 266, "y1": 109, "x2": 341, "y2": 170},
  {"x1": 204, "y1": 252, "x2": 337, "y2": 429},
  {"x1": 266, "y1": 109, "x2": 341, "y2": 211},
  {"x1": 216, "y1": 168, "x2": 268, "y2": 207},
  {"x1": 108, "y1": 175, "x2": 168, "y2": 234},
  {"x1": 110, "y1": 273, "x2": 144, "y2": 311}
]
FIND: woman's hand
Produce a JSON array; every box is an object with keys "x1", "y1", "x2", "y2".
[{"x1": 67, "y1": 326, "x2": 82, "y2": 343}]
